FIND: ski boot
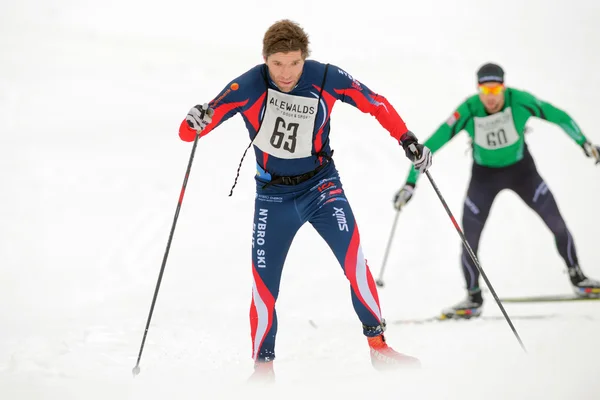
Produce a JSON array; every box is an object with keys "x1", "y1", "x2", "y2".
[
  {"x1": 569, "y1": 265, "x2": 600, "y2": 298},
  {"x1": 365, "y1": 321, "x2": 420, "y2": 370},
  {"x1": 440, "y1": 289, "x2": 483, "y2": 320},
  {"x1": 247, "y1": 359, "x2": 275, "y2": 384}
]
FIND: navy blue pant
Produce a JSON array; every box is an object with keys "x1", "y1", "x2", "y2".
[
  {"x1": 461, "y1": 150, "x2": 579, "y2": 292},
  {"x1": 249, "y1": 161, "x2": 383, "y2": 362}
]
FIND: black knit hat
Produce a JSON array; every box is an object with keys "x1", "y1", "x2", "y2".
[{"x1": 477, "y1": 63, "x2": 504, "y2": 84}]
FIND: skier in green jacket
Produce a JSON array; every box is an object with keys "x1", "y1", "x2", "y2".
[{"x1": 394, "y1": 63, "x2": 600, "y2": 319}]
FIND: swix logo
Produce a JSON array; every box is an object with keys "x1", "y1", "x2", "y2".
[
  {"x1": 318, "y1": 182, "x2": 335, "y2": 192},
  {"x1": 333, "y1": 207, "x2": 349, "y2": 231}
]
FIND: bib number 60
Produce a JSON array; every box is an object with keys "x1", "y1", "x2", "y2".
[{"x1": 486, "y1": 128, "x2": 508, "y2": 148}]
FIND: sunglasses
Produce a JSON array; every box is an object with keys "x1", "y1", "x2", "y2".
[{"x1": 478, "y1": 84, "x2": 505, "y2": 95}]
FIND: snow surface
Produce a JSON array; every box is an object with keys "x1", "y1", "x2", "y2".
[{"x1": 1, "y1": 0, "x2": 599, "y2": 399}]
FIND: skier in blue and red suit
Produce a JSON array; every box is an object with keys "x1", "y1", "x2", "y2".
[{"x1": 179, "y1": 19, "x2": 432, "y2": 381}]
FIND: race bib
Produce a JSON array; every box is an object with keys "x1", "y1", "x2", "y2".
[
  {"x1": 473, "y1": 107, "x2": 520, "y2": 150},
  {"x1": 253, "y1": 89, "x2": 318, "y2": 159}
]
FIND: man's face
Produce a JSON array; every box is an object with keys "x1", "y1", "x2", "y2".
[
  {"x1": 478, "y1": 82, "x2": 505, "y2": 113},
  {"x1": 264, "y1": 50, "x2": 304, "y2": 93}
]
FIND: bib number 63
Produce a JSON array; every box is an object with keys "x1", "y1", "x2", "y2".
[{"x1": 270, "y1": 117, "x2": 298, "y2": 153}]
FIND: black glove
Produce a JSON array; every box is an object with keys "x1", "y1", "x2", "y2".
[{"x1": 400, "y1": 131, "x2": 432, "y2": 173}]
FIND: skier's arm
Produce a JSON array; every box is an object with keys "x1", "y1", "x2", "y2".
[
  {"x1": 327, "y1": 65, "x2": 411, "y2": 143},
  {"x1": 405, "y1": 101, "x2": 472, "y2": 185},
  {"x1": 179, "y1": 76, "x2": 254, "y2": 142},
  {"x1": 536, "y1": 97, "x2": 600, "y2": 164},
  {"x1": 518, "y1": 91, "x2": 588, "y2": 146},
  {"x1": 327, "y1": 64, "x2": 432, "y2": 172}
]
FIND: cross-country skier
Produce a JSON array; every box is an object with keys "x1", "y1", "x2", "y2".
[
  {"x1": 393, "y1": 62, "x2": 600, "y2": 320},
  {"x1": 179, "y1": 19, "x2": 432, "y2": 381}
]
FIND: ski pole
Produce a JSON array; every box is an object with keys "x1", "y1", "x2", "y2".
[
  {"x1": 132, "y1": 123, "x2": 203, "y2": 376},
  {"x1": 376, "y1": 208, "x2": 402, "y2": 287},
  {"x1": 423, "y1": 169, "x2": 527, "y2": 353}
]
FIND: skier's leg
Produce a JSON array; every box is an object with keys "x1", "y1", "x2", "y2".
[
  {"x1": 441, "y1": 170, "x2": 502, "y2": 319},
  {"x1": 513, "y1": 169, "x2": 600, "y2": 296},
  {"x1": 309, "y1": 192, "x2": 382, "y2": 332},
  {"x1": 308, "y1": 181, "x2": 419, "y2": 369},
  {"x1": 460, "y1": 175, "x2": 501, "y2": 293},
  {"x1": 249, "y1": 193, "x2": 303, "y2": 363}
]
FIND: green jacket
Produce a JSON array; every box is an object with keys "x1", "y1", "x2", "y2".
[{"x1": 406, "y1": 87, "x2": 588, "y2": 184}]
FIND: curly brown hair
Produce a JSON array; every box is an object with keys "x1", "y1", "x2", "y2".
[{"x1": 262, "y1": 19, "x2": 311, "y2": 59}]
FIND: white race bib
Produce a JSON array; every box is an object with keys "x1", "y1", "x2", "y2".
[
  {"x1": 253, "y1": 89, "x2": 318, "y2": 159},
  {"x1": 473, "y1": 107, "x2": 520, "y2": 150}
]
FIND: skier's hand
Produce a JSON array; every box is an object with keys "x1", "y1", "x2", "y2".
[
  {"x1": 400, "y1": 131, "x2": 432, "y2": 173},
  {"x1": 582, "y1": 142, "x2": 600, "y2": 165},
  {"x1": 186, "y1": 103, "x2": 214, "y2": 132},
  {"x1": 393, "y1": 183, "x2": 415, "y2": 210}
]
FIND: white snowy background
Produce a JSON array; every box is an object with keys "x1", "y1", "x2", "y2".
[{"x1": 1, "y1": 0, "x2": 599, "y2": 399}]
